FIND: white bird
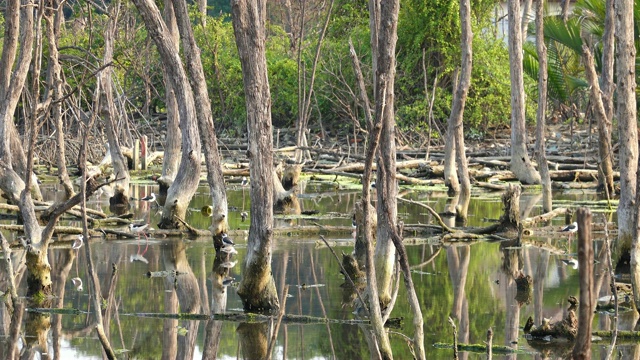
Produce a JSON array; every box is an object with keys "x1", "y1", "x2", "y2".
[
  {"x1": 222, "y1": 277, "x2": 234, "y2": 287},
  {"x1": 241, "y1": 177, "x2": 249, "y2": 188},
  {"x1": 561, "y1": 258, "x2": 579, "y2": 270},
  {"x1": 130, "y1": 223, "x2": 150, "y2": 241},
  {"x1": 140, "y1": 193, "x2": 156, "y2": 202},
  {"x1": 561, "y1": 222, "x2": 578, "y2": 240},
  {"x1": 72, "y1": 235, "x2": 84, "y2": 250},
  {"x1": 71, "y1": 277, "x2": 83, "y2": 291},
  {"x1": 222, "y1": 233, "x2": 235, "y2": 246},
  {"x1": 140, "y1": 193, "x2": 159, "y2": 207}
]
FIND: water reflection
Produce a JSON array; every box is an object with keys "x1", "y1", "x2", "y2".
[{"x1": 0, "y1": 182, "x2": 634, "y2": 358}]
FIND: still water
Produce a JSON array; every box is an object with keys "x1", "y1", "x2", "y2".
[{"x1": 0, "y1": 178, "x2": 628, "y2": 359}]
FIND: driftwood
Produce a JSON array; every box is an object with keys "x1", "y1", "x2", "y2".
[{"x1": 522, "y1": 207, "x2": 569, "y2": 227}]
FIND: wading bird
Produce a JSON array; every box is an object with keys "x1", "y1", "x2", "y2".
[{"x1": 561, "y1": 222, "x2": 578, "y2": 240}]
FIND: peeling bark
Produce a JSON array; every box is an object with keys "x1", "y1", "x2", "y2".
[
  {"x1": 374, "y1": 0, "x2": 400, "y2": 313},
  {"x1": 232, "y1": 0, "x2": 280, "y2": 312}
]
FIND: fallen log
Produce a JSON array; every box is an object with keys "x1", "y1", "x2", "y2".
[{"x1": 522, "y1": 207, "x2": 569, "y2": 227}]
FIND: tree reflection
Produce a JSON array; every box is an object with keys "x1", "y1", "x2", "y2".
[{"x1": 162, "y1": 241, "x2": 200, "y2": 359}]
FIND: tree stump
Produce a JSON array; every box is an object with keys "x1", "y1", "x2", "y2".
[{"x1": 497, "y1": 184, "x2": 521, "y2": 233}]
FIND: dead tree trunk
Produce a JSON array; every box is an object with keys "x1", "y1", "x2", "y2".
[
  {"x1": 231, "y1": 0, "x2": 280, "y2": 312},
  {"x1": 158, "y1": 0, "x2": 182, "y2": 200},
  {"x1": 99, "y1": 2, "x2": 130, "y2": 210},
  {"x1": 373, "y1": 0, "x2": 399, "y2": 313},
  {"x1": 614, "y1": 0, "x2": 639, "y2": 298},
  {"x1": 451, "y1": 0, "x2": 472, "y2": 220},
  {"x1": 43, "y1": 2, "x2": 74, "y2": 199},
  {"x1": 132, "y1": 0, "x2": 202, "y2": 229},
  {"x1": 171, "y1": 0, "x2": 228, "y2": 237},
  {"x1": 0, "y1": 0, "x2": 42, "y2": 202},
  {"x1": 597, "y1": 0, "x2": 616, "y2": 195},
  {"x1": 582, "y1": 43, "x2": 614, "y2": 197},
  {"x1": 443, "y1": 77, "x2": 460, "y2": 194},
  {"x1": 508, "y1": 0, "x2": 540, "y2": 185},
  {"x1": 535, "y1": 0, "x2": 552, "y2": 212}
]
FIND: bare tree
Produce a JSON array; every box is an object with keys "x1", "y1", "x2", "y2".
[
  {"x1": 43, "y1": 0, "x2": 74, "y2": 199},
  {"x1": 535, "y1": 0, "x2": 552, "y2": 212},
  {"x1": 100, "y1": 1, "x2": 130, "y2": 210},
  {"x1": 508, "y1": 0, "x2": 541, "y2": 184},
  {"x1": 171, "y1": 0, "x2": 229, "y2": 237},
  {"x1": 131, "y1": 0, "x2": 203, "y2": 229},
  {"x1": 371, "y1": 0, "x2": 397, "y2": 314},
  {"x1": 444, "y1": 0, "x2": 472, "y2": 219},
  {"x1": 614, "y1": 0, "x2": 639, "y2": 307},
  {"x1": 158, "y1": 0, "x2": 182, "y2": 200},
  {"x1": 0, "y1": 0, "x2": 34, "y2": 201},
  {"x1": 0, "y1": 0, "x2": 42, "y2": 202},
  {"x1": 597, "y1": 0, "x2": 615, "y2": 195},
  {"x1": 231, "y1": 0, "x2": 280, "y2": 312}
]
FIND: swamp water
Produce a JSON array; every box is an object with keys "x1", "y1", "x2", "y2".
[{"x1": 0, "y1": 178, "x2": 629, "y2": 359}]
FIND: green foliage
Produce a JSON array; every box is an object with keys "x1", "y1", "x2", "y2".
[
  {"x1": 194, "y1": 14, "x2": 245, "y2": 132},
  {"x1": 393, "y1": 0, "x2": 531, "y2": 133},
  {"x1": 465, "y1": 33, "x2": 514, "y2": 129},
  {"x1": 266, "y1": 25, "x2": 299, "y2": 128},
  {"x1": 45, "y1": 0, "x2": 550, "y2": 138}
]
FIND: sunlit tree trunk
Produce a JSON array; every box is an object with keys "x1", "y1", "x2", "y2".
[
  {"x1": 132, "y1": 0, "x2": 202, "y2": 229},
  {"x1": 508, "y1": 0, "x2": 541, "y2": 185},
  {"x1": 172, "y1": 0, "x2": 229, "y2": 237},
  {"x1": 597, "y1": 0, "x2": 615, "y2": 195},
  {"x1": 535, "y1": 0, "x2": 552, "y2": 212},
  {"x1": 0, "y1": 0, "x2": 42, "y2": 202},
  {"x1": 373, "y1": 0, "x2": 399, "y2": 314},
  {"x1": 100, "y1": 2, "x2": 130, "y2": 210},
  {"x1": 158, "y1": 0, "x2": 182, "y2": 200},
  {"x1": 43, "y1": 2, "x2": 74, "y2": 199},
  {"x1": 0, "y1": 0, "x2": 50, "y2": 297},
  {"x1": 443, "y1": 91, "x2": 460, "y2": 193},
  {"x1": 582, "y1": 43, "x2": 614, "y2": 198},
  {"x1": 232, "y1": 0, "x2": 280, "y2": 312},
  {"x1": 614, "y1": 0, "x2": 639, "y2": 308},
  {"x1": 453, "y1": 0, "x2": 472, "y2": 221}
]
